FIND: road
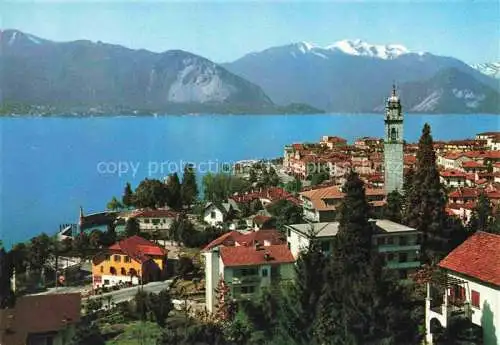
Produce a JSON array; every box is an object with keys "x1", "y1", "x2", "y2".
[{"x1": 86, "y1": 280, "x2": 173, "y2": 304}]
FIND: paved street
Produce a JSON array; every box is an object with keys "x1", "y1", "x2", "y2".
[{"x1": 86, "y1": 280, "x2": 173, "y2": 305}]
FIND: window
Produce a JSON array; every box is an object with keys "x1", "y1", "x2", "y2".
[
  {"x1": 377, "y1": 237, "x2": 385, "y2": 246},
  {"x1": 287, "y1": 229, "x2": 291, "y2": 237},
  {"x1": 241, "y1": 286, "x2": 256, "y2": 294},
  {"x1": 399, "y1": 236, "x2": 407, "y2": 246},
  {"x1": 387, "y1": 237, "x2": 394, "y2": 245},
  {"x1": 152, "y1": 219, "x2": 160, "y2": 225},
  {"x1": 387, "y1": 253, "x2": 394, "y2": 261},
  {"x1": 104, "y1": 279, "x2": 109, "y2": 285},
  {"x1": 321, "y1": 241, "x2": 330, "y2": 252},
  {"x1": 471, "y1": 290, "x2": 480, "y2": 309},
  {"x1": 144, "y1": 219, "x2": 150, "y2": 224},
  {"x1": 262, "y1": 269, "x2": 268, "y2": 277},
  {"x1": 399, "y1": 253, "x2": 408, "y2": 263},
  {"x1": 110, "y1": 267, "x2": 117, "y2": 275},
  {"x1": 114, "y1": 255, "x2": 121, "y2": 262},
  {"x1": 100, "y1": 266, "x2": 104, "y2": 273},
  {"x1": 105, "y1": 255, "x2": 111, "y2": 261},
  {"x1": 211, "y1": 211, "x2": 216, "y2": 219},
  {"x1": 124, "y1": 256, "x2": 131, "y2": 263},
  {"x1": 121, "y1": 267, "x2": 127, "y2": 275},
  {"x1": 287, "y1": 242, "x2": 291, "y2": 249}
]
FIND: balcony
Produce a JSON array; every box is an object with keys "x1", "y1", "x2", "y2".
[
  {"x1": 377, "y1": 244, "x2": 420, "y2": 253},
  {"x1": 232, "y1": 275, "x2": 261, "y2": 285},
  {"x1": 386, "y1": 261, "x2": 421, "y2": 269}
]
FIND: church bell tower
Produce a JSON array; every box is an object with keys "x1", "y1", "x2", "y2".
[{"x1": 384, "y1": 85, "x2": 404, "y2": 194}]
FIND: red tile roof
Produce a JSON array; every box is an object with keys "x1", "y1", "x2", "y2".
[
  {"x1": 440, "y1": 169, "x2": 466, "y2": 178},
  {"x1": 131, "y1": 209, "x2": 179, "y2": 218},
  {"x1": 108, "y1": 235, "x2": 167, "y2": 263},
  {"x1": 462, "y1": 161, "x2": 483, "y2": 168},
  {"x1": 220, "y1": 244, "x2": 295, "y2": 267},
  {"x1": 449, "y1": 188, "x2": 479, "y2": 199},
  {"x1": 202, "y1": 231, "x2": 242, "y2": 251},
  {"x1": 0, "y1": 294, "x2": 81, "y2": 345},
  {"x1": 236, "y1": 229, "x2": 285, "y2": 247},
  {"x1": 438, "y1": 231, "x2": 500, "y2": 287}
]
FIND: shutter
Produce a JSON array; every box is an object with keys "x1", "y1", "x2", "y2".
[{"x1": 471, "y1": 290, "x2": 480, "y2": 308}]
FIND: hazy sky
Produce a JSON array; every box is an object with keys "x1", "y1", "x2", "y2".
[{"x1": 2, "y1": 1, "x2": 499, "y2": 64}]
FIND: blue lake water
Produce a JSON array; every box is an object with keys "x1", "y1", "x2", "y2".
[{"x1": 1, "y1": 114, "x2": 498, "y2": 247}]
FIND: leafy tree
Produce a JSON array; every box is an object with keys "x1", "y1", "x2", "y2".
[
  {"x1": 284, "y1": 176, "x2": 302, "y2": 195},
  {"x1": 125, "y1": 217, "x2": 141, "y2": 237},
  {"x1": 122, "y1": 182, "x2": 135, "y2": 208},
  {"x1": 106, "y1": 196, "x2": 123, "y2": 211},
  {"x1": 149, "y1": 289, "x2": 174, "y2": 327},
  {"x1": 403, "y1": 124, "x2": 448, "y2": 261},
  {"x1": 0, "y1": 248, "x2": 15, "y2": 308},
  {"x1": 69, "y1": 317, "x2": 105, "y2": 345},
  {"x1": 134, "y1": 178, "x2": 169, "y2": 209},
  {"x1": 167, "y1": 173, "x2": 182, "y2": 210},
  {"x1": 268, "y1": 166, "x2": 281, "y2": 186},
  {"x1": 468, "y1": 193, "x2": 492, "y2": 233},
  {"x1": 29, "y1": 233, "x2": 53, "y2": 271},
  {"x1": 181, "y1": 164, "x2": 198, "y2": 208},
  {"x1": 384, "y1": 190, "x2": 404, "y2": 223},
  {"x1": 267, "y1": 199, "x2": 303, "y2": 232},
  {"x1": 310, "y1": 172, "x2": 329, "y2": 186},
  {"x1": 73, "y1": 233, "x2": 92, "y2": 260},
  {"x1": 88, "y1": 230, "x2": 103, "y2": 249},
  {"x1": 203, "y1": 173, "x2": 251, "y2": 203},
  {"x1": 176, "y1": 256, "x2": 196, "y2": 279},
  {"x1": 249, "y1": 168, "x2": 257, "y2": 183}
]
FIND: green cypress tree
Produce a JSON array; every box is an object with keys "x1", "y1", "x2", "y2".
[
  {"x1": 404, "y1": 124, "x2": 448, "y2": 261},
  {"x1": 384, "y1": 190, "x2": 404, "y2": 223},
  {"x1": 166, "y1": 173, "x2": 182, "y2": 210},
  {"x1": 122, "y1": 182, "x2": 135, "y2": 208},
  {"x1": 181, "y1": 164, "x2": 198, "y2": 208},
  {"x1": 276, "y1": 238, "x2": 326, "y2": 345},
  {"x1": 467, "y1": 193, "x2": 492, "y2": 233},
  {"x1": 335, "y1": 169, "x2": 372, "y2": 272}
]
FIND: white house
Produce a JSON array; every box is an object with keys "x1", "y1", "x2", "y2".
[
  {"x1": 203, "y1": 243, "x2": 295, "y2": 312},
  {"x1": 203, "y1": 201, "x2": 239, "y2": 227},
  {"x1": 285, "y1": 219, "x2": 421, "y2": 279},
  {"x1": 132, "y1": 209, "x2": 179, "y2": 232},
  {"x1": 425, "y1": 231, "x2": 500, "y2": 345}
]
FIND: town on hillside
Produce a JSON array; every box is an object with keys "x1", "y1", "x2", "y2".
[{"x1": 1, "y1": 88, "x2": 499, "y2": 345}]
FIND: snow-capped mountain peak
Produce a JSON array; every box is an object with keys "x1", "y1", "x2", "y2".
[
  {"x1": 326, "y1": 39, "x2": 410, "y2": 59},
  {"x1": 470, "y1": 61, "x2": 500, "y2": 79}
]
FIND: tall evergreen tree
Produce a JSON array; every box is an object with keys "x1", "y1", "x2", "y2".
[
  {"x1": 467, "y1": 193, "x2": 492, "y2": 233},
  {"x1": 181, "y1": 164, "x2": 198, "y2": 208},
  {"x1": 125, "y1": 217, "x2": 140, "y2": 237},
  {"x1": 384, "y1": 190, "x2": 404, "y2": 223},
  {"x1": 276, "y1": 238, "x2": 326, "y2": 345},
  {"x1": 166, "y1": 173, "x2": 182, "y2": 210},
  {"x1": 336, "y1": 169, "x2": 372, "y2": 272},
  {"x1": 403, "y1": 124, "x2": 448, "y2": 261},
  {"x1": 122, "y1": 182, "x2": 134, "y2": 208}
]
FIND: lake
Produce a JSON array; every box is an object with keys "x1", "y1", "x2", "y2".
[{"x1": 1, "y1": 114, "x2": 498, "y2": 247}]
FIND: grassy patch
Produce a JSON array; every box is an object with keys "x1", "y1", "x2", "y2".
[{"x1": 105, "y1": 321, "x2": 161, "y2": 345}]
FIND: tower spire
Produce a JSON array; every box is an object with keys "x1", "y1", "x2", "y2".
[{"x1": 392, "y1": 82, "x2": 396, "y2": 97}]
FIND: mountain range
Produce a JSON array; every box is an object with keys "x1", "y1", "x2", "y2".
[
  {"x1": 1, "y1": 30, "x2": 499, "y2": 115},
  {"x1": 223, "y1": 41, "x2": 499, "y2": 113}
]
